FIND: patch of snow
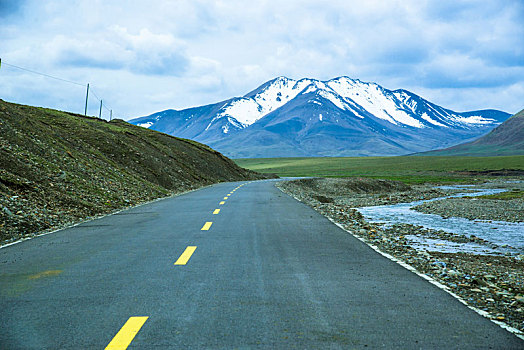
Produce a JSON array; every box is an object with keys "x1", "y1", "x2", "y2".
[
  {"x1": 421, "y1": 112, "x2": 447, "y2": 127},
  {"x1": 319, "y1": 113, "x2": 323, "y2": 121},
  {"x1": 222, "y1": 125, "x2": 229, "y2": 134},
  {"x1": 455, "y1": 115, "x2": 496, "y2": 125},
  {"x1": 227, "y1": 116, "x2": 245, "y2": 129},
  {"x1": 304, "y1": 85, "x2": 317, "y2": 94},
  {"x1": 137, "y1": 122, "x2": 154, "y2": 128},
  {"x1": 218, "y1": 77, "x2": 313, "y2": 126},
  {"x1": 318, "y1": 90, "x2": 349, "y2": 110},
  {"x1": 217, "y1": 98, "x2": 262, "y2": 125},
  {"x1": 328, "y1": 77, "x2": 424, "y2": 128}
]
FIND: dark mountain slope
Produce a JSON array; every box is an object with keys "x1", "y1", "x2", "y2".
[
  {"x1": 420, "y1": 109, "x2": 524, "y2": 156},
  {"x1": 0, "y1": 99, "x2": 265, "y2": 244}
]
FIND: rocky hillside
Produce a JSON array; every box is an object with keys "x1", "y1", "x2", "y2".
[
  {"x1": 0, "y1": 100, "x2": 267, "y2": 244},
  {"x1": 421, "y1": 108, "x2": 524, "y2": 156}
]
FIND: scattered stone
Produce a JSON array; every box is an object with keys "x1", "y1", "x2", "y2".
[
  {"x1": 2, "y1": 207, "x2": 14, "y2": 217},
  {"x1": 277, "y1": 177, "x2": 524, "y2": 333}
]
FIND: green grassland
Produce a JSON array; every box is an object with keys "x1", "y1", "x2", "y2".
[
  {"x1": 478, "y1": 189, "x2": 524, "y2": 200},
  {"x1": 235, "y1": 156, "x2": 524, "y2": 184}
]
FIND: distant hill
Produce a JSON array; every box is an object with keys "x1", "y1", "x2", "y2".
[
  {"x1": 0, "y1": 99, "x2": 265, "y2": 244},
  {"x1": 130, "y1": 76, "x2": 511, "y2": 158},
  {"x1": 420, "y1": 109, "x2": 524, "y2": 156}
]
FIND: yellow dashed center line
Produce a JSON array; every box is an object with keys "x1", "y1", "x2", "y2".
[
  {"x1": 219, "y1": 201, "x2": 225, "y2": 205},
  {"x1": 201, "y1": 221, "x2": 213, "y2": 230},
  {"x1": 223, "y1": 197, "x2": 228, "y2": 200},
  {"x1": 105, "y1": 316, "x2": 148, "y2": 350},
  {"x1": 174, "y1": 246, "x2": 197, "y2": 265},
  {"x1": 213, "y1": 209, "x2": 220, "y2": 214}
]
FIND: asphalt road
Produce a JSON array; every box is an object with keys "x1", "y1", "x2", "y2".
[{"x1": 1, "y1": 180, "x2": 522, "y2": 349}]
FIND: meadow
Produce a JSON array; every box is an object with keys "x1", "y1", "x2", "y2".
[{"x1": 235, "y1": 156, "x2": 524, "y2": 184}]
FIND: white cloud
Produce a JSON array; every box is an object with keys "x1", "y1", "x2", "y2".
[{"x1": 0, "y1": 0, "x2": 522, "y2": 117}]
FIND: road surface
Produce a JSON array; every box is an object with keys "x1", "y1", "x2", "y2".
[{"x1": 1, "y1": 180, "x2": 522, "y2": 349}]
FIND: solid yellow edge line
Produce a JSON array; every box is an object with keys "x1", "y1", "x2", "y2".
[
  {"x1": 105, "y1": 316, "x2": 148, "y2": 350},
  {"x1": 213, "y1": 209, "x2": 220, "y2": 214},
  {"x1": 201, "y1": 222, "x2": 213, "y2": 230},
  {"x1": 174, "y1": 246, "x2": 197, "y2": 265}
]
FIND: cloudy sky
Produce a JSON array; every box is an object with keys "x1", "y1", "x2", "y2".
[{"x1": 1, "y1": 0, "x2": 523, "y2": 119}]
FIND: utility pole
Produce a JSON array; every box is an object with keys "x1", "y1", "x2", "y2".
[
  {"x1": 110, "y1": 110, "x2": 112, "y2": 121},
  {"x1": 84, "y1": 83, "x2": 89, "y2": 116},
  {"x1": 99, "y1": 100, "x2": 103, "y2": 119}
]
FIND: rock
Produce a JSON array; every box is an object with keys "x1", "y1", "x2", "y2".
[
  {"x1": 472, "y1": 277, "x2": 491, "y2": 287},
  {"x1": 432, "y1": 261, "x2": 447, "y2": 269},
  {"x1": 447, "y1": 270, "x2": 461, "y2": 278},
  {"x1": 2, "y1": 207, "x2": 14, "y2": 217}
]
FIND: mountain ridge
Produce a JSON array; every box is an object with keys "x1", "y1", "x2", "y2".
[
  {"x1": 419, "y1": 109, "x2": 524, "y2": 156},
  {"x1": 130, "y1": 76, "x2": 511, "y2": 158}
]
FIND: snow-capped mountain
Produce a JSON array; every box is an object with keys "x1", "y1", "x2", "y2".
[{"x1": 129, "y1": 76, "x2": 510, "y2": 157}]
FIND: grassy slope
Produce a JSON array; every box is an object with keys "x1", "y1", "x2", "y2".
[
  {"x1": 0, "y1": 100, "x2": 265, "y2": 243},
  {"x1": 235, "y1": 156, "x2": 524, "y2": 183}
]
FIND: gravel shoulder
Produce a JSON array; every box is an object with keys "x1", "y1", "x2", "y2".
[{"x1": 277, "y1": 177, "x2": 524, "y2": 335}]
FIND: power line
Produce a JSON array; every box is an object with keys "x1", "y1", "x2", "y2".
[
  {"x1": 1, "y1": 58, "x2": 116, "y2": 120},
  {"x1": 1, "y1": 60, "x2": 85, "y2": 87}
]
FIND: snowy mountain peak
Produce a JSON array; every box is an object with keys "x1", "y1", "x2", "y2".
[{"x1": 130, "y1": 76, "x2": 510, "y2": 158}]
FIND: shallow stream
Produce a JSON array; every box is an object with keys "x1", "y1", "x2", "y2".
[{"x1": 357, "y1": 185, "x2": 524, "y2": 254}]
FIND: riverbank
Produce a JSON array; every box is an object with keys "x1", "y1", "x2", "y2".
[
  {"x1": 277, "y1": 177, "x2": 524, "y2": 335},
  {"x1": 413, "y1": 182, "x2": 524, "y2": 223}
]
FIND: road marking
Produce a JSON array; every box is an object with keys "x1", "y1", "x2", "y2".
[
  {"x1": 213, "y1": 209, "x2": 220, "y2": 214},
  {"x1": 227, "y1": 194, "x2": 231, "y2": 196},
  {"x1": 201, "y1": 222, "x2": 213, "y2": 230},
  {"x1": 174, "y1": 246, "x2": 197, "y2": 265},
  {"x1": 219, "y1": 201, "x2": 225, "y2": 205},
  {"x1": 105, "y1": 316, "x2": 148, "y2": 350},
  {"x1": 28, "y1": 270, "x2": 62, "y2": 280},
  {"x1": 223, "y1": 197, "x2": 228, "y2": 200}
]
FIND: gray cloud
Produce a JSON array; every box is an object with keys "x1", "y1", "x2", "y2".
[{"x1": 0, "y1": 0, "x2": 523, "y2": 117}]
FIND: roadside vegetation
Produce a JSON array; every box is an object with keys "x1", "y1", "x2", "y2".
[{"x1": 236, "y1": 156, "x2": 524, "y2": 184}]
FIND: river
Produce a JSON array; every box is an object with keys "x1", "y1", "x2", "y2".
[{"x1": 356, "y1": 185, "x2": 524, "y2": 255}]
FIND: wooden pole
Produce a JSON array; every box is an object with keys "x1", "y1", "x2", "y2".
[
  {"x1": 99, "y1": 99, "x2": 103, "y2": 119},
  {"x1": 110, "y1": 109, "x2": 112, "y2": 121},
  {"x1": 84, "y1": 83, "x2": 89, "y2": 116}
]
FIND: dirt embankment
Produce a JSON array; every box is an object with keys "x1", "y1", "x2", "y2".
[
  {"x1": 0, "y1": 100, "x2": 270, "y2": 244},
  {"x1": 280, "y1": 177, "x2": 448, "y2": 207},
  {"x1": 277, "y1": 177, "x2": 524, "y2": 334}
]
